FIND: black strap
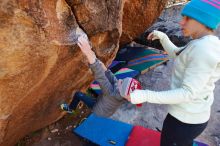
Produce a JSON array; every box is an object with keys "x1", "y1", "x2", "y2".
[{"x1": 176, "y1": 47, "x2": 186, "y2": 56}]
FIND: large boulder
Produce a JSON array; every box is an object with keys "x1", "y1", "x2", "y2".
[
  {"x1": 120, "y1": 0, "x2": 168, "y2": 45},
  {"x1": 0, "y1": 0, "x2": 167, "y2": 145}
]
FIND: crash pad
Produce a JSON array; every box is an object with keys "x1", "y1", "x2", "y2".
[
  {"x1": 127, "y1": 53, "x2": 167, "y2": 74},
  {"x1": 125, "y1": 126, "x2": 160, "y2": 146},
  {"x1": 74, "y1": 115, "x2": 208, "y2": 146},
  {"x1": 115, "y1": 46, "x2": 168, "y2": 74},
  {"x1": 108, "y1": 61, "x2": 127, "y2": 73},
  {"x1": 126, "y1": 126, "x2": 208, "y2": 146},
  {"x1": 114, "y1": 68, "x2": 139, "y2": 79},
  {"x1": 74, "y1": 113, "x2": 133, "y2": 146}
]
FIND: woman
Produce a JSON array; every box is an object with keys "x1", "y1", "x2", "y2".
[{"x1": 124, "y1": 0, "x2": 220, "y2": 145}]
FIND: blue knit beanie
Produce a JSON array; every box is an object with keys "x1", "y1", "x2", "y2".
[{"x1": 181, "y1": 0, "x2": 220, "y2": 30}]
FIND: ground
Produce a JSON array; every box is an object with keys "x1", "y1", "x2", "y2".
[{"x1": 16, "y1": 105, "x2": 92, "y2": 146}]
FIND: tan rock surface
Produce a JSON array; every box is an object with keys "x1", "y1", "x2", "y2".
[
  {"x1": 120, "y1": 0, "x2": 168, "y2": 45},
  {"x1": 0, "y1": 0, "x2": 167, "y2": 145}
]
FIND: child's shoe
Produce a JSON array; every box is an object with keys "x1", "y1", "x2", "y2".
[{"x1": 60, "y1": 103, "x2": 74, "y2": 114}]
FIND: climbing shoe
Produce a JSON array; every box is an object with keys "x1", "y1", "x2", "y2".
[{"x1": 60, "y1": 103, "x2": 75, "y2": 114}]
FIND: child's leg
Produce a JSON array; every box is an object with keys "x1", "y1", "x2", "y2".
[{"x1": 69, "y1": 91, "x2": 97, "y2": 110}]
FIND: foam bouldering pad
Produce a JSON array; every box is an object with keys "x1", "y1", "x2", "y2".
[
  {"x1": 115, "y1": 47, "x2": 165, "y2": 61},
  {"x1": 74, "y1": 114, "x2": 133, "y2": 146},
  {"x1": 115, "y1": 47, "x2": 168, "y2": 74},
  {"x1": 108, "y1": 61, "x2": 127, "y2": 73},
  {"x1": 125, "y1": 126, "x2": 160, "y2": 146},
  {"x1": 127, "y1": 53, "x2": 168, "y2": 74},
  {"x1": 193, "y1": 141, "x2": 209, "y2": 146},
  {"x1": 115, "y1": 47, "x2": 150, "y2": 61},
  {"x1": 114, "y1": 68, "x2": 139, "y2": 79},
  {"x1": 125, "y1": 126, "x2": 208, "y2": 146}
]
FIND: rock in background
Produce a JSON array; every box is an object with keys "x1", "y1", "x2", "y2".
[
  {"x1": 112, "y1": 3, "x2": 220, "y2": 146},
  {"x1": 0, "y1": 0, "x2": 168, "y2": 145},
  {"x1": 120, "y1": 0, "x2": 167, "y2": 45},
  {"x1": 136, "y1": 2, "x2": 220, "y2": 48}
]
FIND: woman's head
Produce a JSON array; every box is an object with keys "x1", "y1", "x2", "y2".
[
  {"x1": 181, "y1": 0, "x2": 220, "y2": 30},
  {"x1": 180, "y1": 0, "x2": 220, "y2": 38}
]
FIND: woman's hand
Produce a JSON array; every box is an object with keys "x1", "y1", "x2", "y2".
[
  {"x1": 124, "y1": 95, "x2": 131, "y2": 101},
  {"x1": 147, "y1": 30, "x2": 168, "y2": 41},
  {"x1": 77, "y1": 36, "x2": 96, "y2": 64}
]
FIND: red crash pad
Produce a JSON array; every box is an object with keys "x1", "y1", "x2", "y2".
[
  {"x1": 126, "y1": 126, "x2": 208, "y2": 146},
  {"x1": 126, "y1": 126, "x2": 160, "y2": 146}
]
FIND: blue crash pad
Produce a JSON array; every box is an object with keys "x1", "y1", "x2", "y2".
[{"x1": 74, "y1": 113, "x2": 133, "y2": 146}]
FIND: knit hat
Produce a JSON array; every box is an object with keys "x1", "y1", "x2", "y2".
[
  {"x1": 118, "y1": 77, "x2": 142, "y2": 98},
  {"x1": 181, "y1": 0, "x2": 220, "y2": 30}
]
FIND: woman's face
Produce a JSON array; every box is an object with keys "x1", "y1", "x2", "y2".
[{"x1": 179, "y1": 16, "x2": 209, "y2": 39}]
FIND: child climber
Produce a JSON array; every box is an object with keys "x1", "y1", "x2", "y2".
[{"x1": 61, "y1": 35, "x2": 141, "y2": 117}]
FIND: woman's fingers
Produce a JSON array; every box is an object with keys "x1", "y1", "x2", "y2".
[
  {"x1": 147, "y1": 32, "x2": 154, "y2": 40},
  {"x1": 152, "y1": 36, "x2": 158, "y2": 41},
  {"x1": 147, "y1": 30, "x2": 163, "y2": 41}
]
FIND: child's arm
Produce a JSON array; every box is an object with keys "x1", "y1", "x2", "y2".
[
  {"x1": 77, "y1": 36, "x2": 97, "y2": 64},
  {"x1": 90, "y1": 60, "x2": 120, "y2": 95},
  {"x1": 77, "y1": 36, "x2": 115, "y2": 95}
]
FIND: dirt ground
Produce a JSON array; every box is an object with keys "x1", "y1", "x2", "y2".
[{"x1": 16, "y1": 105, "x2": 94, "y2": 146}]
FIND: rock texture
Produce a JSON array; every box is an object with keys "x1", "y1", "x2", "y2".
[
  {"x1": 0, "y1": 0, "x2": 168, "y2": 145},
  {"x1": 120, "y1": 0, "x2": 168, "y2": 45}
]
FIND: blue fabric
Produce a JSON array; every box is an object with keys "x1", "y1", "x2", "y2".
[
  {"x1": 193, "y1": 141, "x2": 209, "y2": 146},
  {"x1": 181, "y1": 0, "x2": 220, "y2": 29},
  {"x1": 74, "y1": 113, "x2": 133, "y2": 146},
  {"x1": 90, "y1": 81, "x2": 102, "y2": 95},
  {"x1": 114, "y1": 69, "x2": 140, "y2": 79},
  {"x1": 108, "y1": 61, "x2": 127, "y2": 74},
  {"x1": 69, "y1": 92, "x2": 97, "y2": 110},
  {"x1": 108, "y1": 61, "x2": 121, "y2": 69}
]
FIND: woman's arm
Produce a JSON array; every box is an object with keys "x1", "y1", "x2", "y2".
[
  {"x1": 130, "y1": 44, "x2": 218, "y2": 104},
  {"x1": 147, "y1": 30, "x2": 182, "y2": 58}
]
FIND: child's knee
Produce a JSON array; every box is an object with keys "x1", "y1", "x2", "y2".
[{"x1": 74, "y1": 91, "x2": 85, "y2": 98}]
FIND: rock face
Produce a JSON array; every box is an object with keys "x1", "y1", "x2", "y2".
[
  {"x1": 120, "y1": 0, "x2": 168, "y2": 45},
  {"x1": 0, "y1": 0, "x2": 167, "y2": 145}
]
